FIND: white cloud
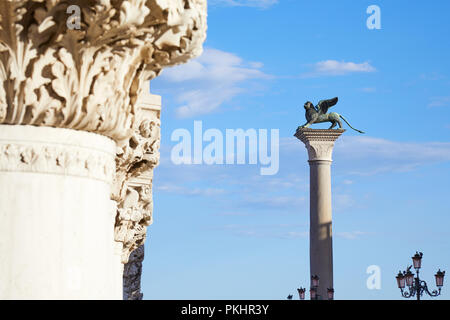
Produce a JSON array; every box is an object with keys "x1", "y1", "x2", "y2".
[
  {"x1": 301, "y1": 60, "x2": 376, "y2": 78},
  {"x1": 215, "y1": 224, "x2": 369, "y2": 240},
  {"x1": 360, "y1": 87, "x2": 377, "y2": 93},
  {"x1": 209, "y1": 0, "x2": 278, "y2": 9},
  {"x1": 428, "y1": 96, "x2": 450, "y2": 108},
  {"x1": 157, "y1": 184, "x2": 226, "y2": 196},
  {"x1": 217, "y1": 224, "x2": 309, "y2": 239},
  {"x1": 160, "y1": 48, "x2": 270, "y2": 117},
  {"x1": 155, "y1": 135, "x2": 450, "y2": 221},
  {"x1": 335, "y1": 136, "x2": 450, "y2": 171},
  {"x1": 239, "y1": 195, "x2": 306, "y2": 210},
  {"x1": 281, "y1": 136, "x2": 450, "y2": 176},
  {"x1": 335, "y1": 231, "x2": 369, "y2": 240}
]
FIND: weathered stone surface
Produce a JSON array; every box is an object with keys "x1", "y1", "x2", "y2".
[{"x1": 123, "y1": 245, "x2": 145, "y2": 300}]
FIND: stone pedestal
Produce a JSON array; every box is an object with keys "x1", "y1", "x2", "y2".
[{"x1": 295, "y1": 128, "x2": 344, "y2": 299}]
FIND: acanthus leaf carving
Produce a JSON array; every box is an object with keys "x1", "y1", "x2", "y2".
[{"x1": 0, "y1": 0, "x2": 207, "y2": 142}]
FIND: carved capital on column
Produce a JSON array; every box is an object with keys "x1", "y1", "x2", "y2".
[
  {"x1": 294, "y1": 128, "x2": 345, "y2": 162},
  {"x1": 0, "y1": 0, "x2": 207, "y2": 142},
  {"x1": 113, "y1": 84, "x2": 160, "y2": 263},
  {"x1": 0, "y1": 0, "x2": 207, "y2": 264}
]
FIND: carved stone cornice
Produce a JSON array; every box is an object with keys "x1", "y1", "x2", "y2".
[
  {"x1": 294, "y1": 128, "x2": 345, "y2": 162},
  {"x1": 0, "y1": 0, "x2": 207, "y2": 142}
]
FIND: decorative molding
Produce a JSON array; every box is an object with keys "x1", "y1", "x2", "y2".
[
  {"x1": 0, "y1": 139, "x2": 115, "y2": 183},
  {"x1": 0, "y1": 0, "x2": 207, "y2": 143},
  {"x1": 294, "y1": 128, "x2": 345, "y2": 162}
]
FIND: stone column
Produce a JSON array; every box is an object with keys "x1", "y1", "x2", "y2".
[
  {"x1": 0, "y1": 1, "x2": 207, "y2": 299},
  {"x1": 295, "y1": 128, "x2": 344, "y2": 299}
]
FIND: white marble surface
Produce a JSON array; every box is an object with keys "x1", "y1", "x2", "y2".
[{"x1": 0, "y1": 125, "x2": 122, "y2": 299}]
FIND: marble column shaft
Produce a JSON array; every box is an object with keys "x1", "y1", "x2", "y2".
[{"x1": 295, "y1": 129, "x2": 344, "y2": 299}]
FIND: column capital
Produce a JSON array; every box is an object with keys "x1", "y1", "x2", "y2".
[
  {"x1": 113, "y1": 85, "x2": 161, "y2": 263},
  {"x1": 0, "y1": 0, "x2": 207, "y2": 143},
  {"x1": 294, "y1": 128, "x2": 345, "y2": 162},
  {"x1": 0, "y1": 0, "x2": 206, "y2": 264}
]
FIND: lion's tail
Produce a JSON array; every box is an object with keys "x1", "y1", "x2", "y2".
[{"x1": 339, "y1": 115, "x2": 365, "y2": 134}]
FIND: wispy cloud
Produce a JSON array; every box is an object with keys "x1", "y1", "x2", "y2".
[
  {"x1": 218, "y1": 224, "x2": 308, "y2": 239},
  {"x1": 160, "y1": 48, "x2": 270, "y2": 118},
  {"x1": 335, "y1": 231, "x2": 370, "y2": 240},
  {"x1": 155, "y1": 135, "x2": 450, "y2": 221},
  {"x1": 360, "y1": 87, "x2": 377, "y2": 93},
  {"x1": 334, "y1": 136, "x2": 450, "y2": 174},
  {"x1": 209, "y1": 0, "x2": 278, "y2": 9},
  {"x1": 419, "y1": 72, "x2": 446, "y2": 81},
  {"x1": 157, "y1": 184, "x2": 226, "y2": 196},
  {"x1": 301, "y1": 60, "x2": 376, "y2": 78},
  {"x1": 215, "y1": 224, "x2": 369, "y2": 240},
  {"x1": 239, "y1": 195, "x2": 306, "y2": 210},
  {"x1": 428, "y1": 96, "x2": 450, "y2": 108},
  {"x1": 281, "y1": 136, "x2": 450, "y2": 176}
]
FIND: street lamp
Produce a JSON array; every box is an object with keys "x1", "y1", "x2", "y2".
[
  {"x1": 435, "y1": 270, "x2": 445, "y2": 288},
  {"x1": 310, "y1": 275, "x2": 320, "y2": 300},
  {"x1": 396, "y1": 252, "x2": 445, "y2": 300},
  {"x1": 327, "y1": 288, "x2": 335, "y2": 300},
  {"x1": 396, "y1": 271, "x2": 406, "y2": 289},
  {"x1": 309, "y1": 287, "x2": 317, "y2": 300},
  {"x1": 297, "y1": 287, "x2": 306, "y2": 300},
  {"x1": 412, "y1": 252, "x2": 423, "y2": 270},
  {"x1": 311, "y1": 275, "x2": 320, "y2": 288},
  {"x1": 297, "y1": 275, "x2": 335, "y2": 300}
]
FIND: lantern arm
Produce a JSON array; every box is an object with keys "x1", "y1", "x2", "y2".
[
  {"x1": 420, "y1": 280, "x2": 441, "y2": 297},
  {"x1": 400, "y1": 286, "x2": 416, "y2": 298}
]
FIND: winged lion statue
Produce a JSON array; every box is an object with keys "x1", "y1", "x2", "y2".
[{"x1": 297, "y1": 97, "x2": 364, "y2": 134}]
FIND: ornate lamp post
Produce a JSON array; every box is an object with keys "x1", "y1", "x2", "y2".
[
  {"x1": 296, "y1": 275, "x2": 335, "y2": 300},
  {"x1": 297, "y1": 288, "x2": 306, "y2": 300},
  {"x1": 327, "y1": 288, "x2": 335, "y2": 300},
  {"x1": 396, "y1": 252, "x2": 445, "y2": 300}
]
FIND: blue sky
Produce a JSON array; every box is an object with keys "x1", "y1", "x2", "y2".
[{"x1": 142, "y1": 0, "x2": 450, "y2": 300}]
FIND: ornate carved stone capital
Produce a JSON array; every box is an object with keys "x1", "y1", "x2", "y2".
[
  {"x1": 0, "y1": 0, "x2": 207, "y2": 263},
  {"x1": 0, "y1": 0, "x2": 207, "y2": 269},
  {"x1": 113, "y1": 84, "x2": 160, "y2": 263},
  {"x1": 0, "y1": 0, "x2": 207, "y2": 142},
  {"x1": 294, "y1": 128, "x2": 345, "y2": 162}
]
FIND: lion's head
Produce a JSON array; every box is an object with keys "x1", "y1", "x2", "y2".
[{"x1": 304, "y1": 101, "x2": 314, "y2": 110}]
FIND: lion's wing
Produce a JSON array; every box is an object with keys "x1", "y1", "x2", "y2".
[{"x1": 317, "y1": 97, "x2": 339, "y2": 115}]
